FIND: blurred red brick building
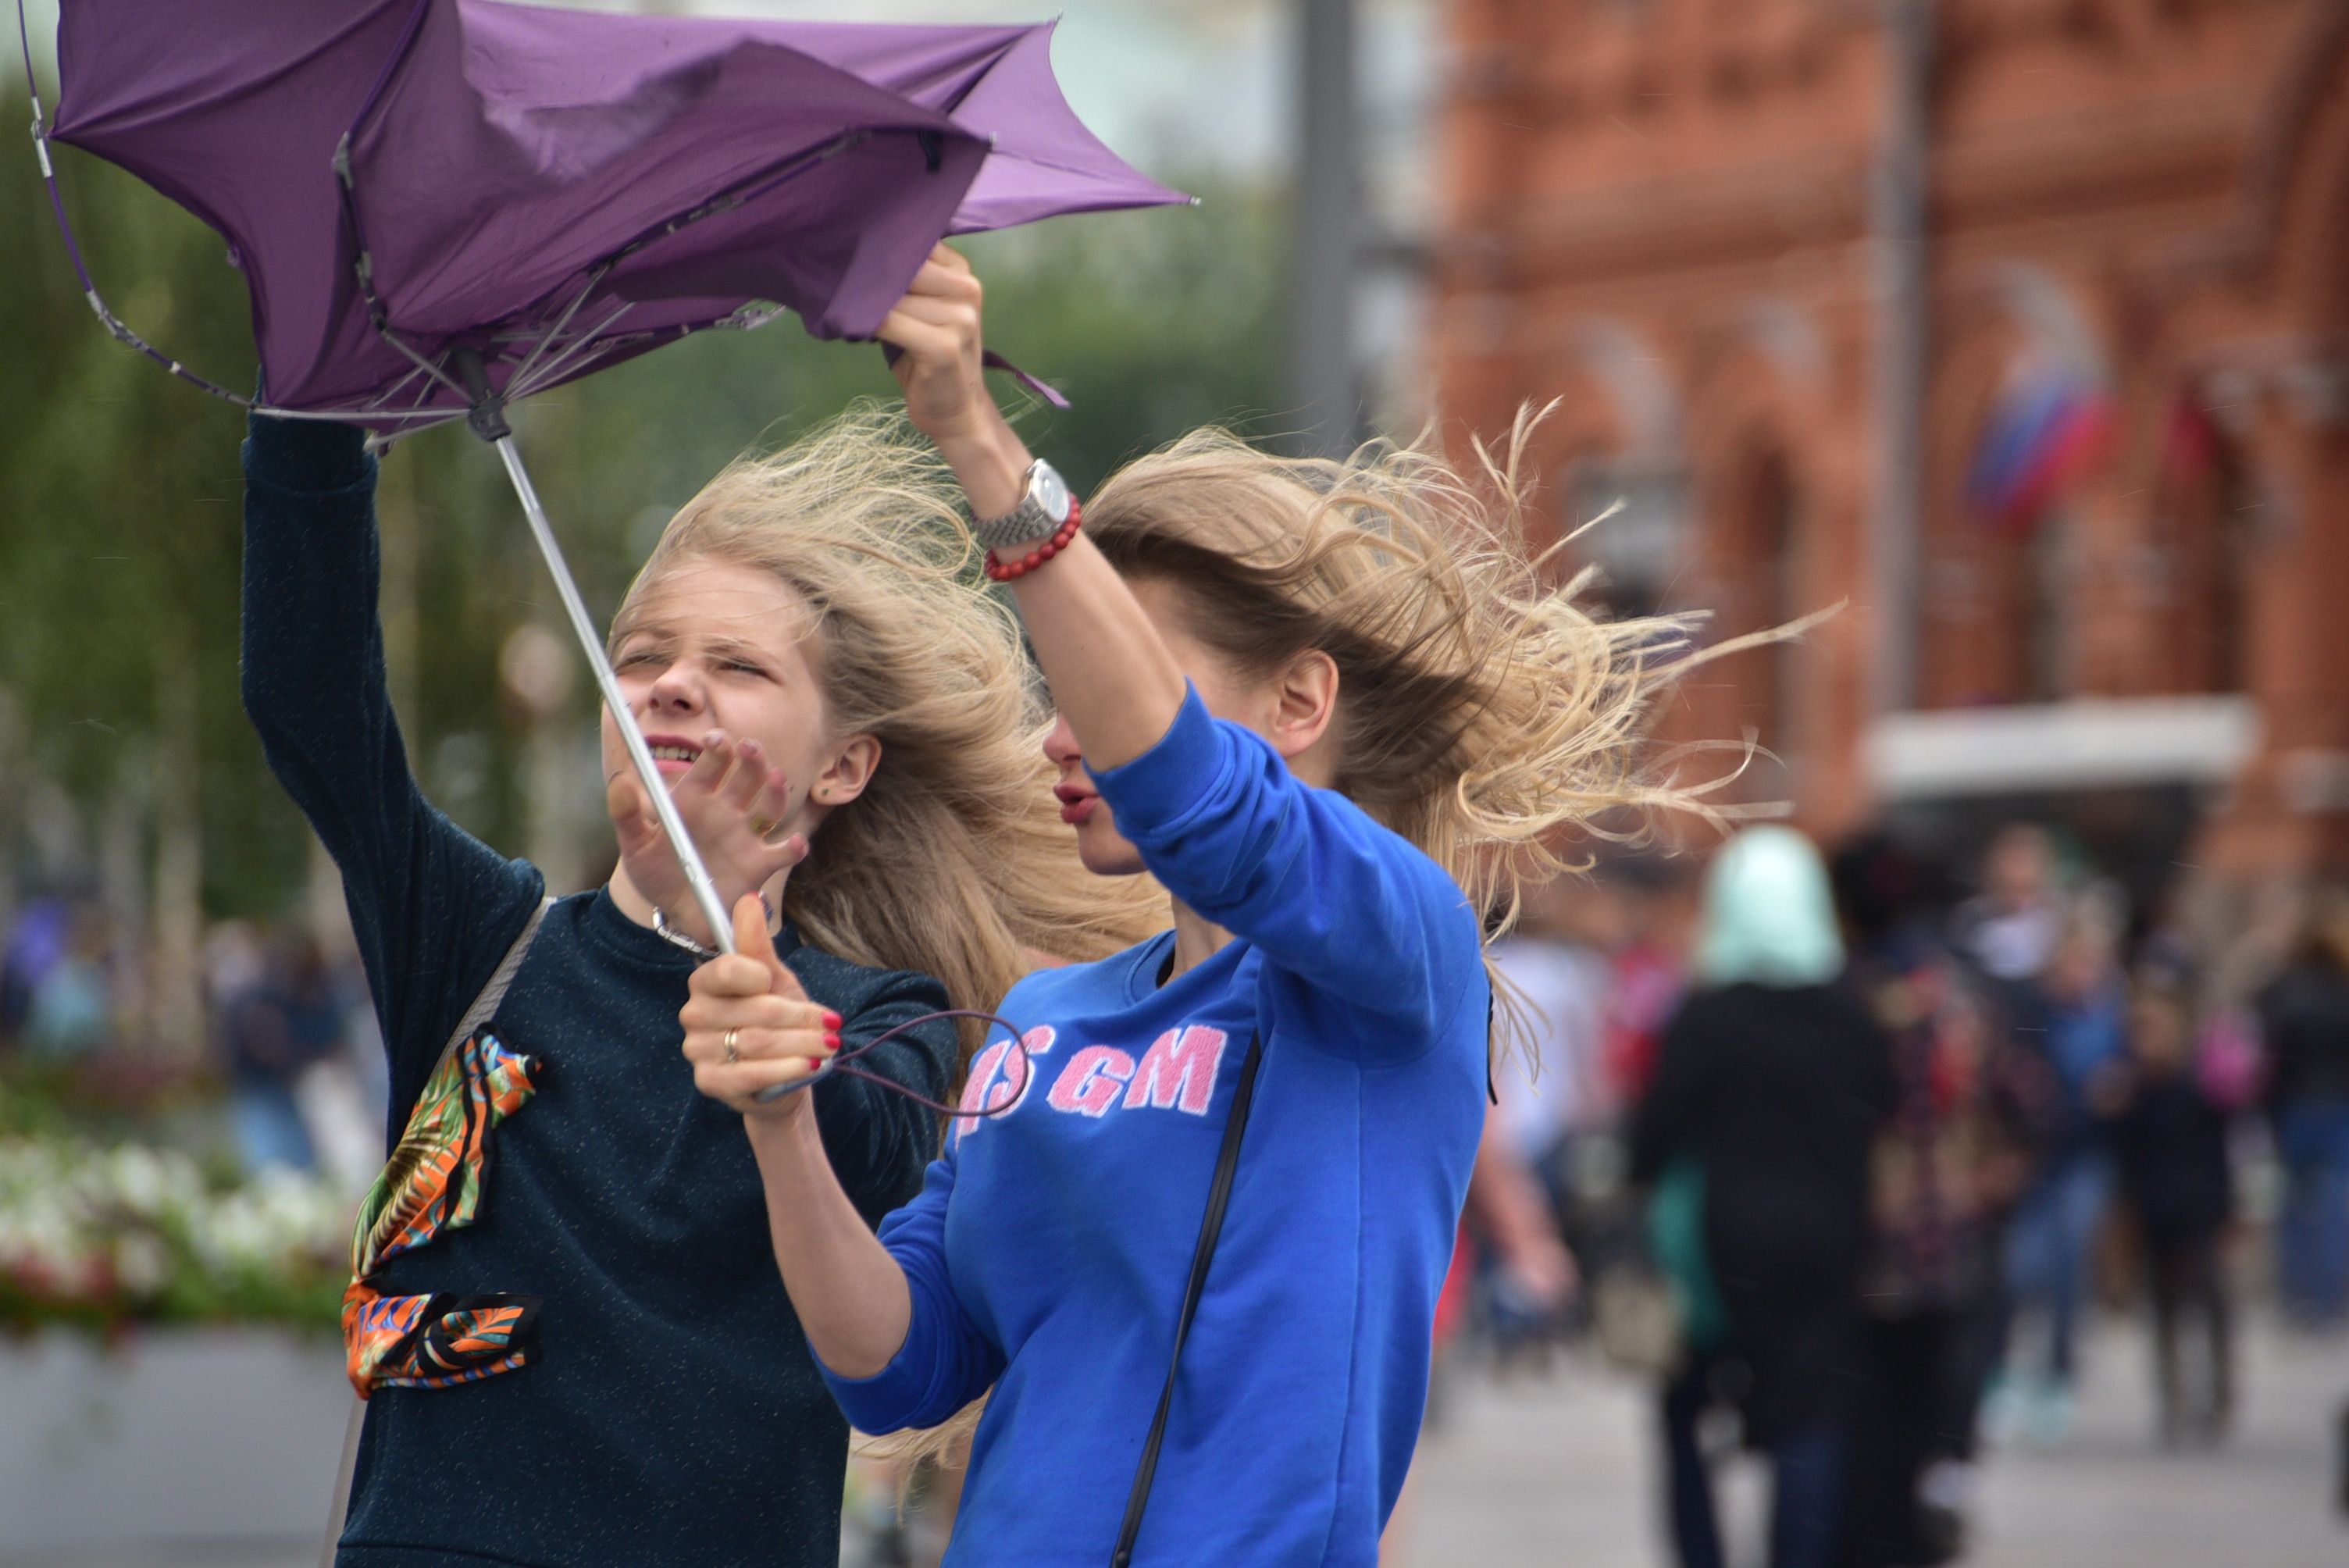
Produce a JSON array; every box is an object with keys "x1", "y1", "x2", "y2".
[{"x1": 1432, "y1": 0, "x2": 2349, "y2": 920}]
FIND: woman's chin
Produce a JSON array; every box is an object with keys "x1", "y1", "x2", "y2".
[{"x1": 1075, "y1": 831, "x2": 1147, "y2": 878}]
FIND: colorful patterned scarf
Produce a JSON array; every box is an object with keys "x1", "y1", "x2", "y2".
[{"x1": 341, "y1": 1031, "x2": 542, "y2": 1396}]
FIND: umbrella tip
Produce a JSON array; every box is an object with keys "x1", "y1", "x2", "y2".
[{"x1": 1187, "y1": 195, "x2": 1204, "y2": 208}]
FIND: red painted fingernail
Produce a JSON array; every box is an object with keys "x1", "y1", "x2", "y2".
[
  {"x1": 823, "y1": 1032, "x2": 841, "y2": 1053},
  {"x1": 822, "y1": 1010, "x2": 843, "y2": 1029}
]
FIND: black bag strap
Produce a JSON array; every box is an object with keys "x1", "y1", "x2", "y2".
[{"x1": 1110, "y1": 1033, "x2": 1265, "y2": 1568}]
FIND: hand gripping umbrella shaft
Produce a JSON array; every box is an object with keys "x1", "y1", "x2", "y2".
[{"x1": 491, "y1": 433, "x2": 737, "y2": 958}]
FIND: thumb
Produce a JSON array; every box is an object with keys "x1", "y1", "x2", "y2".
[
  {"x1": 732, "y1": 893, "x2": 806, "y2": 1001},
  {"x1": 607, "y1": 772, "x2": 656, "y2": 851}
]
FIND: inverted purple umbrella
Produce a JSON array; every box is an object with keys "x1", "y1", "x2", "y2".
[{"x1": 18, "y1": 0, "x2": 1186, "y2": 957}]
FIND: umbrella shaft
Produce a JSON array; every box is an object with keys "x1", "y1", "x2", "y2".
[{"x1": 493, "y1": 435, "x2": 737, "y2": 956}]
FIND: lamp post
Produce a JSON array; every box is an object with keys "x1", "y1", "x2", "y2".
[
  {"x1": 1870, "y1": 0, "x2": 1934, "y2": 717},
  {"x1": 1289, "y1": 0, "x2": 1359, "y2": 458}
]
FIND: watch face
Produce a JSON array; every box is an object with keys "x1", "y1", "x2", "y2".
[{"x1": 1032, "y1": 462, "x2": 1072, "y2": 523}]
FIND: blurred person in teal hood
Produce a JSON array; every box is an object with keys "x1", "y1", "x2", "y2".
[{"x1": 1632, "y1": 827, "x2": 1896, "y2": 1568}]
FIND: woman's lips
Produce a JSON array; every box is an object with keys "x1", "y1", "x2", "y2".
[{"x1": 1053, "y1": 784, "x2": 1097, "y2": 825}]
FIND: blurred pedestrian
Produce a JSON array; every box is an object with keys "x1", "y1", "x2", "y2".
[
  {"x1": 0, "y1": 896, "x2": 73, "y2": 1047},
  {"x1": 2110, "y1": 973, "x2": 2234, "y2": 1445},
  {"x1": 1995, "y1": 914, "x2": 2129, "y2": 1442},
  {"x1": 23, "y1": 904, "x2": 115, "y2": 1060},
  {"x1": 2256, "y1": 889, "x2": 2349, "y2": 1327},
  {"x1": 1949, "y1": 824, "x2": 2064, "y2": 1003},
  {"x1": 1833, "y1": 836, "x2": 2040, "y2": 1568},
  {"x1": 1490, "y1": 873, "x2": 1618, "y2": 1285},
  {"x1": 220, "y1": 927, "x2": 351, "y2": 1173},
  {"x1": 1632, "y1": 828, "x2": 1896, "y2": 1568}
]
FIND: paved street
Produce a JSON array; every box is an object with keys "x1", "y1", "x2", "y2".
[
  {"x1": 1396, "y1": 1314, "x2": 2349, "y2": 1567},
  {"x1": 14, "y1": 1317, "x2": 2346, "y2": 1567}
]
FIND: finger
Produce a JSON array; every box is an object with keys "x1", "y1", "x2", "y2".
[
  {"x1": 680, "y1": 988, "x2": 833, "y2": 1038},
  {"x1": 679, "y1": 729, "x2": 733, "y2": 799},
  {"x1": 606, "y1": 772, "x2": 658, "y2": 853},
  {"x1": 694, "y1": 1054, "x2": 832, "y2": 1107},
  {"x1": 733, "y1": 893, "x2": 809, "y2": 1003},
  {"x1": 682, "y1": 1020, "x2": 838, "y2": 1069},
  {"x1": 873, "y1": 310, "x2": 961, "y2": 362},
  {"x1": 904, "y1": 258, "x2": 982, "y2": 303},
  {"x1": 720, "y1": 741, "x2": 766, "y2": 811},
  {"x1": 889, "y1": 294, "x2": 980, "y2": 338},
  {"x1": 749, "y1": 768, "x2": 793, "y2": 842},
  {"x1": 928, "y1": 242, "x2": 971, "y2": 275},
  {"x1": 687, "y1": 952, "x2": 783, "y2": 1000},
  {"x1": 752, "y1": 831, "x2": 812, "y2": 891}
]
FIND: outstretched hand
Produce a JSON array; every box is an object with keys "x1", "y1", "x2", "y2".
[
  {"x1": 875, "y1": 244, "x2": 1028, "y2": 519},
  {"x1": 611, "y1": 729, "x2": 807, "y2": 948},
  {"x1": 680, "y1": 895, "x2": 842, "y2": 1121}
]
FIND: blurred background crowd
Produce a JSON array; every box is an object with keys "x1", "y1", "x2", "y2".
[
  {"x1": 6, "y1": 0, "x2": 2349, "y2": 1563},
  {"x1": 1407, "y1": 819, "x2": 2349, "y2": 1567}
]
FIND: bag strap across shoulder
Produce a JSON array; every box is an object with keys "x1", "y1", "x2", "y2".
[
  {"x1": 319, "y1": 893, "x2": 553, "y2": 1568},
  {"x1": 1110, "y1": 1032, "x2": 1265, "y2": 1568}
]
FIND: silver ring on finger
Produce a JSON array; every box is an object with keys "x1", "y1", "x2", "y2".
[{"x1": 723, "y1": 1028, "x2": 740, "y2": 1065}]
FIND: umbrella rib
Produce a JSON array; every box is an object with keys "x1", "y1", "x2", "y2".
[
  {"x1": 505, "y1": 262, "x2": 613, "y2": 396},
  {"x1": 362, "y1": 361, "x2": 431, "y2": 412},
  {"x1": 512, "y1": 337, "x2": 622, "y2": 402},
  {"x1": 371, "y1": 324, "x2": 472, "y2": 403},
  {"x1": 509, "y1": 301, "x2": 634, "y2": 400}
]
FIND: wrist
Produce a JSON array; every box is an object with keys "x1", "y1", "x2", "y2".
[
  {"x1": 743, "y1": 1088, "x2": 822, "y2": 1142},
  {"x1": 937, "y1": 419, "x2": 1031, "y2": 521}
]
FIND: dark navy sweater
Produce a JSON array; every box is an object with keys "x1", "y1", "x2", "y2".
[{"x1": 241, "y1": 415, "x2": 955, "y2": 1568}]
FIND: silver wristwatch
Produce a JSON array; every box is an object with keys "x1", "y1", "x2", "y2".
[{"x1": 971, "y1": 458, "x2": 1075, "y2": 555}]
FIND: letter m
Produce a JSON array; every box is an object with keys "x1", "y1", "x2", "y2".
[{"x1": 1124, "y1": 1025, "x2": 1228, "y2": 1115}]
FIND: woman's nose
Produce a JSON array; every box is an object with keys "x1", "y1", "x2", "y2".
[
  {"x1": 1041, "y1": 711, "x2": 1080, "y2": 766},
  {"x1": 644, "y1": 661, "x2": 704, "y2": 714}
]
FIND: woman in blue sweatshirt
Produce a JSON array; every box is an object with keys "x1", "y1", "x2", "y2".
[
  {"x1": 241, "y1": 408, "x2": 1148, "y2": 1566},
  {"x1": 682, "y1": 248, "x2": 1702, "y2": 1565}
]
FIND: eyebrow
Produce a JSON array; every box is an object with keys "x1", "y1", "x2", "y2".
[
  {"x1": 701, "y1": 636, "x2": 775, "y2": 665},
  {"x1": 613, "y1": 623, "x2": 782, "y2": 667}
]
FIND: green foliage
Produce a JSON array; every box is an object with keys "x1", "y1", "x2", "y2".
[{"x1": 0, "y1": 65, "x2": 1278, "y2": 922}]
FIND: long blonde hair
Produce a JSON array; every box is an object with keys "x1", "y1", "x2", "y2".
[{"x1": 611, "y1": 408, "x2": 1160, "y2": 1053}]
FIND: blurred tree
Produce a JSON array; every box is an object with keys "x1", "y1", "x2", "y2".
[{"x1": 0, "y1": 72, "x2": 1274, "y2": 994}]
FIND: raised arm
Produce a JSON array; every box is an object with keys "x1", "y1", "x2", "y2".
[
  {"x1": 873, "y1": 249, "x2": 1185, "y2": 773},
  {"x1": 875, "y1": 250, "x2": 1482, "y2": 1041},
  {"x1": 241, "y1": 415, "x2": 543, "y2": 1119}
]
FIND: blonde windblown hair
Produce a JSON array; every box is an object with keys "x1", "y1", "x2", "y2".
[
  {"x1": 1085, "y1": 404, "x2": 1741, "y2": 1016},
  {"x1": 611, "y1": 407, "x2": 1161, "y2": 1056}
]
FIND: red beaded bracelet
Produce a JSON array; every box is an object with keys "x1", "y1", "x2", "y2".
[{"x1": 983, "y1": 496, "x2": 1083, "y2": 582}]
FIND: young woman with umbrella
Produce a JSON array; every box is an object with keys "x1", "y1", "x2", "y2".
[
  {"x1": 680, "y1": 247, "x2": 1711, "y2": 1563},
  {"x1": 239, "y1": 407, "x2": 1149, "y2": 1566}
]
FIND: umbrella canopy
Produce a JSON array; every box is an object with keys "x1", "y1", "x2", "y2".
[{"x1": 40, "y1": 0, "x2": 1185, "y2": 425}]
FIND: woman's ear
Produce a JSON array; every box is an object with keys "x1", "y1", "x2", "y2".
[
  {"x1": 811, "y1": 733, "x2": 882, "y2": 808},
  {"x1": 1269, "y1": 650, "x2": 1340, "y2": 765}
]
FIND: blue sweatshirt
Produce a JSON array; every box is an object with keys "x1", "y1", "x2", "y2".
[{"x1": 822, "y1": 687, "x2": 1489, "y2": 1566}]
